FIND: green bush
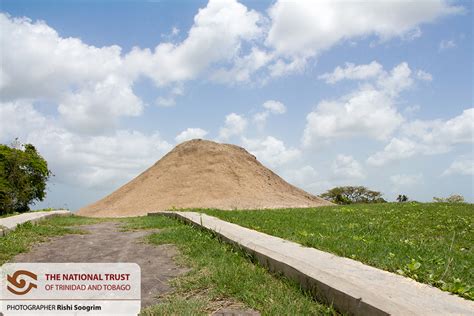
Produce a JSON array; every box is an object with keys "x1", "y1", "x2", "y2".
[{"x1": 0, "y1": 140, "x2": 52, "y2": 215}]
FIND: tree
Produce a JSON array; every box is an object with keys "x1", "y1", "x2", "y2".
[
  {"x1": 433, "y1": 194, "x2": 465, "y2": 203},
  {"x1": 319, "y1": 186, "x2": 387, "y2": 205},
  {"x1": 0, "y1": 141, "x2": 52, "y2": 215},
  {"x1": 397, "y1": 194, "x2": 408, "y2": 202}
]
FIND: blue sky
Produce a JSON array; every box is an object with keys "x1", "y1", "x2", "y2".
[{"x1": 0, "y1": 0, "x2": 472, "y2": 209}]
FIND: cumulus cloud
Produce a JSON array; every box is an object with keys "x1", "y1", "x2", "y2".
[
  {"x1": 319, "y1": 61, "x2": 383, "y2": 84},
  {"x1": 175, "y1": 128, "x2": 209, "y2": 143},
  {"x1": 368, "y1": 108, "x2": 474, "y2": 166},
  {"x1": 442, "y1": 158, "x2": 474, "y2": 176},
  {"x1": 58, "y1": 76, "x2": 143, "y2": 134},
  {"x1": 219, "y1": 113, "x2": 248, "y2": 140},
  {"x1": 124, "y1": 0, "x2": 263, "y2": 86},
  {"x1": 303, "y1": 62, "x2": 436, "y2": 146},
  {"x1": 0, "y1": 13, "x2": 141, "y2": 135},
  {"x1": 242, "y1": 136, "x2": 300, "y2": 168},
  {"x1": 332, "y1": 155, "x2": 365, "y2": 179},
  {"x1": 282, "y1": 165, "x2": 318, "y2": 187},
  {"x1": 263, "y1": 100, "x2": 286, "y2": 114},
  {"x1": 0, "y1": 14, "x2": 124, "y2": 101},
  {"x1": 266, "y1": 0, "x2": 462, "y2": 60},
  {"x1": 253, "y1": 100, "x2": 286, "y2": 130},
  {"x1": 367, "y1": 138, "x2": 417, "y2": 166},
  {"x1": 416, "y1": 70, "x2": 433, "y2": 81},
  {"x1": 390, "y1": 173, "x2": 423, "y2": 191},
  {"x1": 303, "y1": 87, "x2": 404, "y2": 145},
  {"x1": 0, "y1": 101, "x2": 172, "y2": 189},
  {"x1": 0, "y1": 0, "x2": 263, "y2": 134},
  {"x1": 0, "y1": 101, "x2": 47, "y2": 140},
  {"x1": 439, "y1": 39, "x2": 456, "y2": 51},
  {"x1": 211, "y1": 48, "x2": 272, "y2": 84}
]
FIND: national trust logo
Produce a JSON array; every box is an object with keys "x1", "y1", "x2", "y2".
[{"x1": 6, "y1": 270, "x2": 38, "y2": 295}]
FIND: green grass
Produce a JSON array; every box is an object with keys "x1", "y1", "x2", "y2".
[
  {"x1": 1, "y1": 214, "x2": 336, "y2": 315},
  {"x1": 122, "y1": 216, "x2": 337, "y2": 315},
  {"x1": 0, "y1": 215, "x2": 109, "y2": 264},
  {"x1": 200, "y1": 202, "x2": 473, "y2": 300}
]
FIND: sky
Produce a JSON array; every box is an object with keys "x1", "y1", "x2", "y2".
[{"x1": 0, "y1": 0, "x2": 472, "y2": 210}]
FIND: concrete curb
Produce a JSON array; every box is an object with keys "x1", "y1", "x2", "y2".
[
  {"x1": 150, "y1": 211, "x2": 474, "y2": 316},
  {"x1": 0, "y1": 210, "x2": 71, "y2": 236}
]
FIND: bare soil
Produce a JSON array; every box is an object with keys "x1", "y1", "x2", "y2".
[
  {"x1": 78, "y1": 139, "x2": 332, "y2": 217},
  {"x1": 13, "y1": 222, "x2": 188, "y2": 308}
]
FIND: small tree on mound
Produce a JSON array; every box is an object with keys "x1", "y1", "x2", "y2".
[
  {"x1": 433, "y1": 194, "x2": 465, "y2": 203},
  {"x1": 319, "y1": 186, "x2": 387, "y2": 205},
  {"x1": 0, "y1": 140, "x2": 52, "y2": 215}
]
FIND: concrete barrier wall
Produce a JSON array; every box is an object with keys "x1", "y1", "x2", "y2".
[{"x1": 0, "y1": 210, "x2": 71, "y2": 236}]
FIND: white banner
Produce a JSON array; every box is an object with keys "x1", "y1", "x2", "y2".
[{"x1": 0, "y1": 263, "x2": 141, "y2": 315}]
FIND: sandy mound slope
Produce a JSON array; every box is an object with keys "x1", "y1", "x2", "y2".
[{"x1": 77, "y1": 139, "x2": 332, "y2": 217}]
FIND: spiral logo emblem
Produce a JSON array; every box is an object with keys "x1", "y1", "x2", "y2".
[{"x1": 6, "y1": 270, "x2": 38, "y2": 295}]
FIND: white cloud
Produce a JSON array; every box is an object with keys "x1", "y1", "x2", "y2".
[
  {"x1": 368, "y1": 108, "x2": 474, "y2": 166},
  {"x1": 219, "y1": 113, "x2": 248, "y2": 140},
  {"x1": 124, "y1": 0, "x2": 263, "y2": 86},
  {"x1": 0, "y1": 101, "x2": 47, "y2": 141},
  {"x1": 439, "y1": 39, "x2": 456, "y2": 51},
  {"x1": 262, "y1": 100, "x2": 286, "y2": 114},
  {"x1": 442, "y1": 158, "x2": 474, "y2": 176},
  {"x1": 58, "y1": 75, "x2": 143, "y2": 134},
  {"x1": 319, "y1": 61, "x2": 383, "y2": 84},
  {"x1": 416, "y1": 70, "x2": 433, "y2": 81},
  {"x1": 0, "y1": 13, "x2": 124, "y2": 101},
  {"x1": 367, "y1": 137, "x2": 417, "y2": 166},
  {"x1": 211, "y1": 48, "x2": 272, "y2": 84},
  {"x1": 266, "y1": 0, "x2": 462, "y2": 61},
  {"x1": 332, "y1": 155, "x2": 365, "y2": 179},
  {"x1": 390, "y1": 173, "x2": 423, "y2": 191},
  {"x1": 242, "y1": 136, "x2": 300, "y2": 168},
  {"x1": 175, "y1": 128, "x2": 208, "y2": 143},
  {"x1": 268, "y1": 57, "x2": 306, "y2": 78},
  {"x1": 404, "y1": 105, "x2": 421, "y2": 115},
  {"x1": 252, "y1": 111, "x2": 269, "y2": 130},
  {"x1": 0, "y1": 13, "x2": 141, "y2": 135},
  {"x1": 377, "y1": 62, "x2": 414, "y2": 96},
  {"x1": 282, "y1": 165, "x2": 318, "y2": 187},
  {"x1": 303, "y1": 87, "x2": 404, "y2": 145},
  {"x1": 253, "y1": 100, "x2": 286, "y2": 130},
  {"x1": 303, "y1": 62, "x2": 436, "y2": 146},
  {"x1": 0, "y1": 1, "x2": 264, "y2": 135},
  {"x1": 31, "y1": 128, "x2": 172, "y2": 189},
  {"x1": 0, "y1": 101, "x2": 172, "y2": 189},
  {"x1": 156, "y1": 96, "x2": 176, "y2": 107},
  {"x1": 402, "y1": 108, "x2": 474, "y2": 147}
]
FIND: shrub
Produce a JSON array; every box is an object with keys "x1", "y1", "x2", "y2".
[{"x1": 433, "y1": 194, "x2": 465, "y2": 203}]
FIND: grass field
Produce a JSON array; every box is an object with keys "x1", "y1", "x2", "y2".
[
  {"x1": 1, "y1": 215, "x2": 336, "y2": 315},
  {"x1": 203, "y1": 202, "x2": 473, "y2": 300},
  {"x1": 124, "y1": 216, "x2": 336, "y2": 315}
]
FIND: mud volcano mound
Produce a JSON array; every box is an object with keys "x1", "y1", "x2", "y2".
[{"x1": 78, "y1": 139, "x2": 332, "y2": 217}]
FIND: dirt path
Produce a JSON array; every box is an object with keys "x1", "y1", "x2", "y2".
[{"x1": 13, "y1": 222, "x2": 188, "y2": 308}]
